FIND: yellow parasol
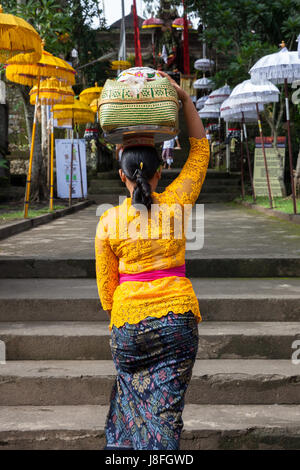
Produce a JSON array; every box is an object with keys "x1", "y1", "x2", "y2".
[
  {"x1": 29, "y1": 77, "x2": 74, "y2": 105},
  {"x1": 110, "y1": 59, "x2": 131, "y2": 71},
  {"x1": 53, "y1": 99, "x2": 95, "y2": 206},
  {"x1": 89, "y1": 98, "x2": 99, "y2": 113},
  {"x1": 6, "y1": 49, "x2": 76, "y2": 86},
  {"x1": 53, "y1": 100, "x2": 95, "y2": 125},
  {"x1": 29, "y1": 78, "x2": 75, "y2": 211},
  {"x1": 0, "y1": 4, "x2": 42, "y2": 63},
  {"x1": 79, "y1": 82, "x2": 103, "y2": 105},
  {"x1": 6, "y1": 47, "x2": 76, "y2": 217}
]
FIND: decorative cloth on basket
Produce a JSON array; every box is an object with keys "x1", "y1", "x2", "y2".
[{"x1": 98, "y1": 77, "x2": 179, "y2": 132}]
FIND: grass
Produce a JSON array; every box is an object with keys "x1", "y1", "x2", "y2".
[
  {"x1": 0, "y1": 205, "x2": 65, "y2": 222},
  {"x1": 234, "y1": 195, "x2": 300, "y2": 214}
]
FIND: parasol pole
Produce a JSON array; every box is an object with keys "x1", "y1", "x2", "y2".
[
  {"x1": 47, "y1": 106, "x2": 51, "y2": 188},
  {"x1": 69, "y1": 114, "x2": 74, "y2": 207},
  {"x1": 75, "y1": 124, "x2": 84, "y2": 199},
  {"x1": 240, "y1": 127, "x2": 245, "y2": 199},
  {"x1": 255, "y1": 102, "x2": 273, "y2": 208},
  {"x1": 225, "y1": 121, "x2": 230, "y2": 171},
  {"x1": 284, "y1": 78, "x2": 297, "y2": 214},
  {"x1": 49, "y1": 104, "x2": 54, "y2": 211},
  {"x1": 24, "y1": 68, "x2": 40, "y2": 218},
  {"x1": 152, "y1": 30, "x2": 156, "y2": 67},
  {"x1": 242, "y1": 112, "x2": 256, "y2": 202},
  {"x1": 218, "y1": 116, "x2": 221, "y2": 159}
]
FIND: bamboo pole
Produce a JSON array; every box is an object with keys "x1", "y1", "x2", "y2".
[
  {"x1": 75, "y1": 125, "x2": 84, "y2": 199},
  {"x1": 49, "y1": 105, "x2": 54, "y2": 211},
  {"x1": 284, "y1": 78, "x2": 297, "y2": 214},
  {"x1": 69, "y1": 116, "x2": 74, "y2": 207},
  {"x1": 24, "y1": 70, "x2": 40, "y2": 218},
  {"x1": 240, "y1": 127, "x2": 245, "y2": 199},
  {"x1": 242, "y1": 112, "x2": 256, "y2": 203}
]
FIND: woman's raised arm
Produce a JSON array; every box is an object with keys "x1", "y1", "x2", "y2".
[{"x1": 159, "y1": 72, "x2": 210, "y2": 206}]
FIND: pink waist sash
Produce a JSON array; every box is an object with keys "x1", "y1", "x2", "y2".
[{"x1": 119, "y1": 264, "x2": 186, "y2": 284}]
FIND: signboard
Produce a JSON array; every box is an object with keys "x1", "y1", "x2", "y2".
[
  {"x1": 55, "y1": 139, "x2": 87, "y2": 199},
  {"x1": 253, "y1": 137, "x2": 286, "y2": 197}
]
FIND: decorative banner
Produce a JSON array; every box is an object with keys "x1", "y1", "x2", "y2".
[
  {"x1": 180, "y1": 74, "x2": 196, "y2": 97},
  {"x1": 182, "y1": 0, "x2": 190, "y2": 74},
  {"x1": 253, "y1": 137, "x2": 286, "y2": 196},
  {"x1": 55, "y1": 139, "x2": 87, "y2": 198}
]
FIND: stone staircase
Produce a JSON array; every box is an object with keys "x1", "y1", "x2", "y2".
[
  {"x1": 1, "y1": 272, "x2": 300, "y2": 450},
  {"x1": 88, "y1": 169, "x2": 243, "y2": 204}
]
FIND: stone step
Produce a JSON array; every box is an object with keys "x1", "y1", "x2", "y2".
[
  {"x1": 0, "y1": 278, "x2": 299, "y2": 322},
  {"x1": 96, "y1": 169, "x2": 241, "y2": 180},
  {"x1": 0, "y1": 321, "x2": 299, "y2": 360},
  {"x1": 88, "y1": 181, "x2": 241, "y2": 195},
  {"x1": 90, "y1": 192, "x2": 240, "y2": 203},
  {"x1": 2, "y1": 257, "x2": 299, "y2": 278},
  {"x1": 1, "y1": 359, "x2": 300, "y2": 406},
  {"x1": 89, "y1": 178, "x2": 241, "y2": 189},
  {"x1": 1, "y1": 404, "x2": 300, "y2": 449}
]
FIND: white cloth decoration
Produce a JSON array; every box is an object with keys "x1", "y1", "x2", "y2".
[{"x1": 0, "y1": 80, "x2": 5, "y2": 104}]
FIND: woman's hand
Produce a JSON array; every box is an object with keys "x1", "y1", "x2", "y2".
[{"x1": 159, "y1": 71, "x2": 189, "y2": 103}]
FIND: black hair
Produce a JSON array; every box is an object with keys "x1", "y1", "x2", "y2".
[{"x1": 120, "y1": 145, "x2": 162, "y2": 210}]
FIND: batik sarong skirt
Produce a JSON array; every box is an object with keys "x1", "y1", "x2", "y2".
[{"x1": 104, "y1": 311, "x2": 199, "y2": 450}]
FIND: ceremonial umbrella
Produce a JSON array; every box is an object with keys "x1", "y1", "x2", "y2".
[
  {"x1": 229, "y1": 79, "x2": 280, "y2": 208},
  {"x1": 110, "y1": 60, "x2": 131, "y2": 71},
  {"x1": 196, "y1": 95, "x2": 209, "y2": 110},
  {"x1": 250, "y1": 46, "x2": 300, "y2": 214},
  {"x1": 89, "y1": 98, "x2": 99, "y2": 113},
  {"x1": 29, "y1": 78, "x2": 75, "y2": 210},
  {"x1": 6, "y1": 48, "x2": 76, "y2": 217},
  {"x1": 79, "y1": 82, "x2": 103, "y2": 105},
  {"x1": 194, "y1": 58, "x2": 214, "y2": 72},
  {"x1": 206, "y1": 85, "x2": 232, "y2": 156},
  {"x1": 142, "y1": 17, "x2": 164, "y2": 67},
  {"x1": 206, "y1": 84, "x2": 231, "y2": 105},
  {"x1": 198, "y1": 103, "x2": 220, "y2": 118},
  {"x1": 172, "y1": 18, "x2": 192, "y2": 29},
  {"x1": 53, "y1": 100, "x2": 95, "y2": 206},
  {"x1": 0, "y1": 4, "x2": 42, "y2": 63},
  {"x1": 221, "y1": 98, "x2": 262, "y2": 202},
  {"x1": 193, "y1": 76, "x2": 213, "y2": 90}
]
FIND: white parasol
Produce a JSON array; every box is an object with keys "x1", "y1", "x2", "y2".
[
  {"x1": 193, "y1": 76, "x2": 213, "y2": 90},
  {"x1": 250, "y1": 46, "x2": 300, "y2": 214},
  {"x1": 206, "y1": 84, "x2": 231, "y2": 105},
  {"x1": 250, "y1": 49, "x2": 300, "y2": 84},
  {"x1": 228, "y1": 79, "x2": 280, "y2": 208},
  {"x1": 229, "y1": 79, "x2": 279, "y2": 105},
  {"x1": 196, "y1": 95, "x2": 209, "y2": 110},
  {"x1": 221, "y1": 98, "x2": 259, "y2": 202},
  {"x1": 194, "y1": 58, "x2": 214, "y2": 71},
  {"x1": 198, "y1": 103, "x2": 220, "y2": 118}
]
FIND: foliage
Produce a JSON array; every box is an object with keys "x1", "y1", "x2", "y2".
[
  {"x1": 190, "y1": 0, "x2": 300, "y2": 87},
  {"x1": 1, "y1": 0, "x2": 74, "y2": 56},
  {"x1": 235, "y1": 195, "x2": 300, "y2": 214}
]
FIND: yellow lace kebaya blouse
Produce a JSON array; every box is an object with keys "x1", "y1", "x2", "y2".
[{"x1": 95, "y1": 137, "x2": 210, "y2": 330}]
